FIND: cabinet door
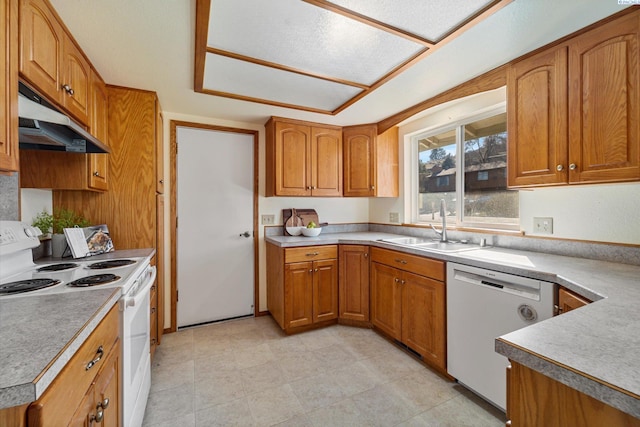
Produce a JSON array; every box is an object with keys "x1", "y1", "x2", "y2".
[
  {"x1": 93, "y1": 342, "x2": 120, "y2": 427},
  {"x1": 557, "y1": 288, "x2": 590, "y2": 314},
  {"x1": 338, "y1": 245, "x2": 369, "y2": 322},
  {"x1": 311, "y1": 127, "x2": 342, "y2": 196},
  {"x1": 568, "y1": 12, "x2": 640, "y2": 183},
  {"x1": 401, "y1": 271, "x2": 446, "y2": 370},
  {"x1": 89, "y1": 69, "x2": 108, "y2": 191},
  {"x1": 343, "y1": 124, "x2": 376, "y2": 197},
  {"x1": 273, "y1": 121, "x2": 311, "y2": 196},
  {"x1": 61, "y1": 36, "x2": 90, "y2": 124},
  {"x1": 284, "y1": 261, "x2": 313, "y2": 328},
  {"x1": 0, "y1": 0, "x2": 19, "y2": 172},
  {"x1": 312, "y1": 258, "x2": 338, "y2": 323},
  {"x1": 370, "y1": 262, "x2": 402, "y2": 340},
  {"x1": 19, "y1": 0, "x2": 63, "y2": 104},
  {"x1": 507, "y1": 47, "x2": 568, "y2": 187},
  {"x1": 67, "y1": 385, "x2": 95, "y2": 427}
]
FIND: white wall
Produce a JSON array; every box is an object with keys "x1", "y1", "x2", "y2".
[{"x1": 20, "y1": 189, "x2": 53, "y2": 225}]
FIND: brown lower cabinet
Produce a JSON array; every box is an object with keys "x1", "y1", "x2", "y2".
[
  {"x1": 267, "y1": 243, "x2": 338, "y2": 333},
  {"x1": 338, "y1": 245, "x2": 370, "y2": 324},
  {"x1": 557, "y1": 287, "x2": 590, "y2": 314},
  {"x1": 370, "y1": 247, "x2": 446, "y2": 373},
  {"x1": 507, "y1": 361, "x2": 640, "y2": 427}
]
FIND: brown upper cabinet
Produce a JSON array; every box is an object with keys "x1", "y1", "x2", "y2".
[
  {"x1": 87, "y1": 68, "x2": 109, "y2": 191},
  {"x1": 0, "y1": 0, "x2": 19, "y2": 172},
  {"x1": 266, "y1": 117, "x2": 342, "y2": 197},
  {"x1": 343, "y1": 124, "x2": 398, "y2": 197},
  {"x1": 508, "y1": 10, "x2": 640, "y2": 187},
  {"x1": 20, "y1": 0, "x2": 91, "y2": 125}
]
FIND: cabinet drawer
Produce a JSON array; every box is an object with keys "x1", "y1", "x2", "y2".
[
  {"x1": 285, "y1": 245, "x2": 337, "y2": 263},
  {"x1": 371, "y1": 247, "x2": 445, "y2": 281},
  {"x1": 28, "y1": 304, "x2": 119, "y2": 427}
]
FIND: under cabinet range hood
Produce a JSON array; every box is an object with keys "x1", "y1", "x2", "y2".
[{"x1": 18, "y1": 83, "x2": 110, "y2": 154}]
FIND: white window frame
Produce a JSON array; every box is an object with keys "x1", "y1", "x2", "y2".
[{"x1": 409, "y1": 103, "x2": 518, "y2": 231}]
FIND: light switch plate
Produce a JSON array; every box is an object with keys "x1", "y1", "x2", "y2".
[
  {"x1": 534, "y1": 217, "x2": 553, "y2": 234},
  {"x1": 261, "y1": 214, "x2": 275, "y2": 225},
  {"x1": 389, "y1": 212, "x2": 399, "y2": 223}
]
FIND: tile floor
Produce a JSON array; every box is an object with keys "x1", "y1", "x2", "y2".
[{"x1": 142, "y1": 316, "x2": 506, "y2": 427}]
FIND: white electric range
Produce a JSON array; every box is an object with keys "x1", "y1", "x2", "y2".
[{"x1": 0, "y1": 220, "x2": 155, "y2": 427}]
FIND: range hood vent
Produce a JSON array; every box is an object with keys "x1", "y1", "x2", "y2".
[{"x1": 18, "y1": 83, "x2": 110, "y2": 154}]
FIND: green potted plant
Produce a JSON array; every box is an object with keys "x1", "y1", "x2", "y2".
[{"x1": 32, "y1": 209, "x2": 90, "y2": 257}]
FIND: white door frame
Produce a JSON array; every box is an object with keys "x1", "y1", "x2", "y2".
[{"x1": 169, "y1": 121, "x2": 259, "y2": 332}]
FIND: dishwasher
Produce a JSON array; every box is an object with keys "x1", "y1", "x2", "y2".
[{"x1": 447, "y1": 262, "x2": 556, "y2": 411}]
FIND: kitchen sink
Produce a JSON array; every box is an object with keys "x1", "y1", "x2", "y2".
[{"x1": 379, "y1": 238, "x2": 482, "y2": 253}]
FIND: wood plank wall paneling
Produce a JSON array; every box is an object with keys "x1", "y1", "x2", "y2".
[{"x1": 54, "y1": 86, "x2": 157, "y2": 250}]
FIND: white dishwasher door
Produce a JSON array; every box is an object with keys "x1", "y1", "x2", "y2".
[{"x1": 446, "y1": 262, "x2": 556, "y2": 411}]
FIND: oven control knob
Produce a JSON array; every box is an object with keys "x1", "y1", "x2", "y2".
[
  {"x1": 24, "y1": 226, "x2": 42, "y2": 238},
  {"x1": 518, "y1": 304, "x2": 537, "y2": 322}
]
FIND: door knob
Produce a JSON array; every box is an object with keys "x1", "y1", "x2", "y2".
[{"x1": 239, "y1": 231, "x2": 251, "y2": 238}]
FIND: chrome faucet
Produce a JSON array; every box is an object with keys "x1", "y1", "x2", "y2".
[{"x1": 430, "y1": 199, "x2": 448, "y2": 242}]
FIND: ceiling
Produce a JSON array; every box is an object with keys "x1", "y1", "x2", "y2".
[{"x1": 48, "y1": 0, "x2": 630, "y2": 127}]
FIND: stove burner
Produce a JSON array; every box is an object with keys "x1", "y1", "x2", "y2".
[
  {"x1": 87, "y1": 259, "x2": 136, "y2": 270},
  {"x1": 67, "y1": 274, "x2": 121, "y2": 287},
  {"x1": 0, "y1": 279, "x2": 62, "y2": 295},
  {"x1": 36, "y1": 263, "x2": 79, "y2": 272}
]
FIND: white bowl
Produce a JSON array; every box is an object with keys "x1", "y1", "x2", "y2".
[
  {"x1": 286, "y1": 226, "x2": 304, "y2": 236},
  {"x1": 301, "y1": 227, "x2": 322, "y2": 237}
]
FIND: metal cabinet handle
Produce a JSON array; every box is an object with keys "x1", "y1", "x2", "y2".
[
  {"x1": 401, "y1": 280, "x2": 406, "y2": 285},
  {"x1": 98, "y1": 398, "x2": 110, "y2": 410},
  {"x1": 62, "y1": 84, "x2": 74, "y2": 95},
  {"x1": 91, "y1": 408, "x2": 104, "y2": 423},
  {"x1": 370, "y1": 186, "x2": 375, "y2": 190},
  {"x1": 93, "y1": 171, "x2": 102, "y2": 177},
  {"x1": 314, "y1": 268, "x2": 318, "y2": 272},
  {"x1": 306, "y1": 252, "x2": 320, "y2": 256},
  {"x1": 394, "y1": 278, "x2": 399, "y2": 283},
  {"x1": 363, "y1": 253, "x2": 368, "y2": 258},
  {"x1": 569, "y1": 163, "x2": 577, "y2": 170},
  {"x1": 556, "y1": 164, "x2": 564, "y2": 172},
  {"x1": 151, "y1": 307, "x2": 156, "y2": 314},
  {"x1": 86, "y1": 346, "x2": 104, "y2": 371},
  {"x1": 394, "y1": 259, "x2": 407, "y2": 264},
  {"x1": 159, "y1": 179, "x2": 164, "y2": 184},
  {"x1": 308, "y1": 269, "x2": 313, "y2": 273}
]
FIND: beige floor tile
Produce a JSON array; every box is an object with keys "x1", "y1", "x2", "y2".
[
  {"x1": 351, "y1": 383, "x2": 419, "y2": 427},
  {"x1": 150, "y1": 359, "x2": 194, "y2": 394},
  {"x1": 290, "y1": 372, "x2": 348, "y2": 412},
  {"x1": 247, "y1": 384, "x2": 304, "y2": 427},
  {"x1": 276, "y1": 351, "x2": 328, "y2": 382},
  {"x1": 329, "y1": 361, "x2": 381, "y2": 396},
  {"x1": 194, "y1": 371, "x2": 245, "y2": 410},
  {"x1": 234, "y1": 342, "x2": 275, "y2": 369},
  {"x1": 144, "y1": 319, "x2": 505, "y2": 427},
  {"x1": 239, "y1": 360, "x2": 287, "y2": 395},
  {"x1": 195, "y1": 397, "x2": 255, "y2": 427},
  {"x1": 143, "y1": 412, "x2": 196, "y2": 427},
  {"x1": 143, "y1": 383, "x2": 194, "y2": 426},
  {"x1": 306, "y1": 398, "x2": 371, "y2": 427}
]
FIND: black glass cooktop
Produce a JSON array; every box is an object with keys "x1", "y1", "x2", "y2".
[{"x1": 0, "y1": 278, "x2": 61, "y2": 295}]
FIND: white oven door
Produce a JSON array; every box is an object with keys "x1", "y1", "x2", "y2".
[{"x1": 122, "y1": 264, "x2": 156, "y2": 427}]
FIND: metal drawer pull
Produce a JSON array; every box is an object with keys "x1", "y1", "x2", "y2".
[
  {"x1": 98, "y1": 398, "x2": 110, "y2": 410},
  {"x1": 314, "y1": 268, "x2": 318, "y2": 272},
  {"x1": 86, "y1": 346, "x2": 104, "y2": 371},
  {"x1": 93, "y1": 171, "x2": 102, "y2": 177},
  {"x1": 306, "y1": 252, "x2": 320, "y2": 256},
  {"x1": 394, "y1": 259, "x2": 407, "y2": 264},
  {"x1": 91, "y1": 408, "x2": 104, "y2": 423},
  {"x1": 394, "y1": 278, "x2": 399, "y2": 283}
]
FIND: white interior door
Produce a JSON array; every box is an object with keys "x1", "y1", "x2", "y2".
[{"x1": 176, "y1": 126, "x2": 254, "y2": 328}]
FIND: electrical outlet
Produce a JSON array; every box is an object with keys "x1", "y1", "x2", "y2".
[
  {"x1": 389, "y1": 212, "x2": 399, "y2": 223},
  {"x1": 261, "y1": 214, "x2": 275, "y2": 225},
  {"x1": 533, "y1": 217, "x2": 553, "y2": 235}
]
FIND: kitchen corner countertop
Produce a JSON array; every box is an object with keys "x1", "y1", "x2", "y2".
[
  {"x1": 267, "y1": 232, "x2": 640, "y2": 417},
  {"x1": 0, "y1": 248, "x2": 155, "y2": 409}
]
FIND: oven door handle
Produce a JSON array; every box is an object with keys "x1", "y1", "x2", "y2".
[{"x1": 125, "y1": 266, "x2": 156, "y2": 308}]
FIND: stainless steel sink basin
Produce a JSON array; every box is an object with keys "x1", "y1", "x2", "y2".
[{"x1": 379, "y1": 238, "x2": 481, "y2": 253}]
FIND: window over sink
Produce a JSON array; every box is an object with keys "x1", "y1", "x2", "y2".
[{"x1": 411, "y1": 107, "x2": 519, "y2": 230}]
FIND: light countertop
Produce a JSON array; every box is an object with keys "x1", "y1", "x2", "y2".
[{"x1": 267, "y1": 232, "x2": 640, "y2": 417}]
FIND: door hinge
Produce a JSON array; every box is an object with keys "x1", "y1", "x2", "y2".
[{"x1": 176, "y1": 290, "x2": 178, "y2": 301}]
